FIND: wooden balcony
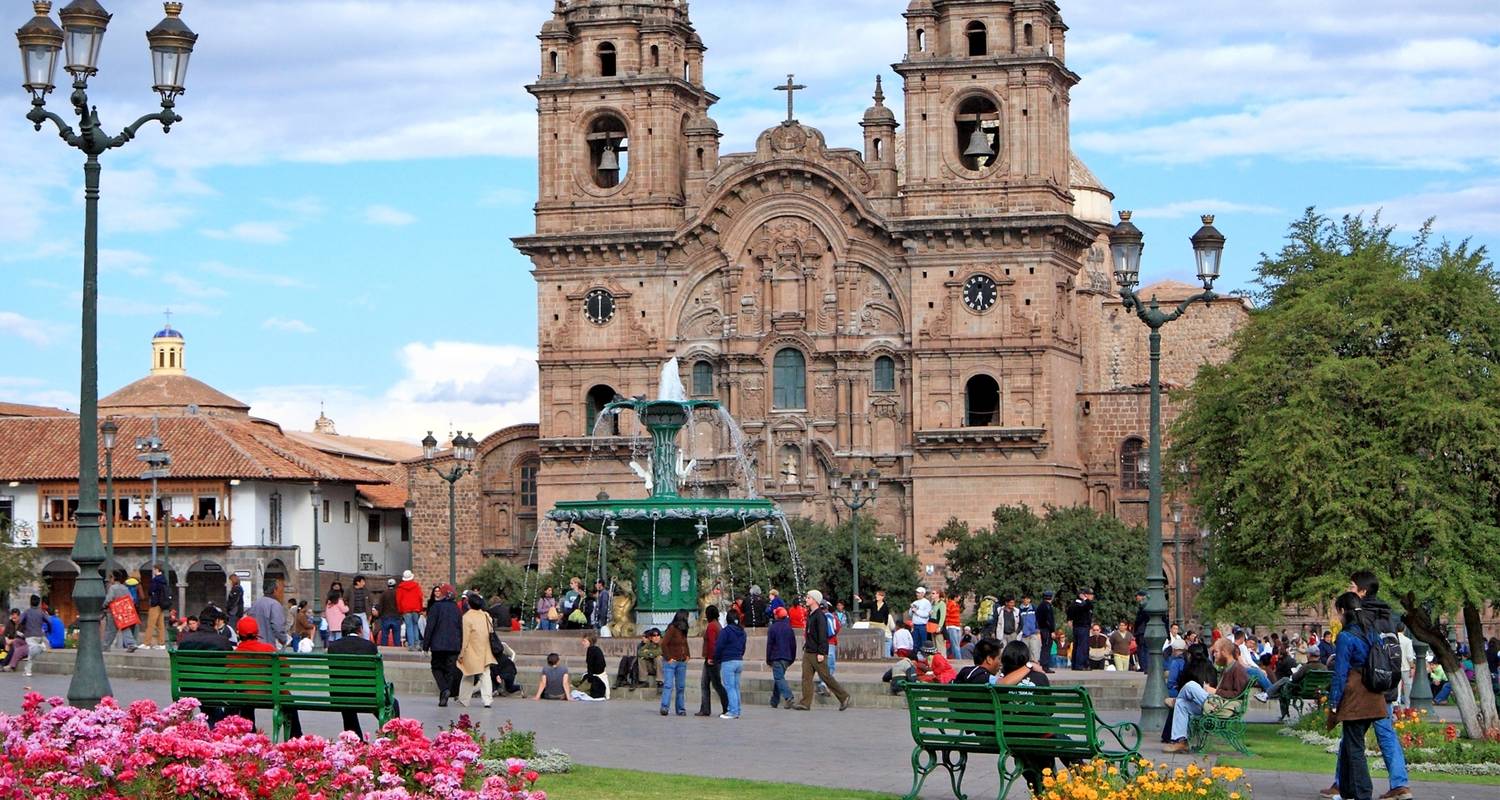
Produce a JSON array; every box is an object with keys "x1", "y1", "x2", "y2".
[{"x1": 37, "y1": 518, "x2": 231, "y2": 549}]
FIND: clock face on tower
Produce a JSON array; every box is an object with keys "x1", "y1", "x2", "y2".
[
  {"x1": 584, "y1": 288, "x2": 615, "y2": 325},
  {"x1": 963, "y1": 274, "x2": 998, "y2": 313}
]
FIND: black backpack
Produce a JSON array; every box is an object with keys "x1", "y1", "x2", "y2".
[{"x1": 1361, "y1": 624, "x2": 1402, "y2": 697}]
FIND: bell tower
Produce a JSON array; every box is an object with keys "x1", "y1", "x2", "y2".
[
  {"x1": 529, "y1": 0, "x2": 718, "y2": 235},
  {"x1": 894, "y1": 0, "x2": 1076, "y2": 217}
]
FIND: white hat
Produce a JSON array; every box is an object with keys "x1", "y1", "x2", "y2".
[
  {"x1": 401, "y1": 570, "x2": 414, "y2": 581},
  {"x1": 1169, "y1": 636, "x2": 1187, "y2": 652},
  {"x1": 806, "y1": 589, "x2": 824, "y2": 605},
  {"x1": 915, "y1": 587, "x2": 927, "y2": 595}
]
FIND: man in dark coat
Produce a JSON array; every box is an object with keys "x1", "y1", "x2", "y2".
[
  {"x1": 420, "y1": 583, "x2": 463, "y2": 706},
  {"x1": 176, "y1": 613, "x2": 232, "y2": 725},
  {"x1": 224, "y1": 573, "x2": 245, "y2": 628},
  {"x1": 328, "y1": 615, "x2": 399, "y2": 737},
  {"x1": 1067, "y1": 589, "x2": 1094, "y2": 671},
  {"x1": 1132, "y1": 590, "x2": 1150, "y2": 672},
  {"x1": 1036, "y1": 590, "x2": 1057, "y2": 673}
]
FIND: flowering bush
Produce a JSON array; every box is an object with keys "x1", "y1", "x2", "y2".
[
  {"x1": 452, "y1": 717, "x2": 572, "y2": 777},
  {"x1": 0, "y1": 693, "x2": 546, "y2": 799},
  {"x1": 1034, "y1": 759, "x2": 1252, "y2": 800}
]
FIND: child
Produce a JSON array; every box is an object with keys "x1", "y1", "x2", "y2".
[{"x1": 534, "y1": 652, "x2": 570, "y2": 701}]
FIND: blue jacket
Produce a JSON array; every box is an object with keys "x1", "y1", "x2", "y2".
[
  {"x1": 766, "y1": 618, "x2": 797, "y2": 664},
  {"x1": 1019, "y1": 604, "x2": 1038, "y2": 638},
  {"x1": 149, "y1": 574, "x2": 170, "y2": 608},
  {"x1": 1329, "y1": 625, "x2": 1370, "y2": 709},
  {"x1": 714, "y1": 623, "x2": 747, "y2": 663},
  {"x1": 47, "y1": 615, "x2": 65, "y2": 648},
  {"x1": 1164, "y1": 654, "x2": 1186, "y2": 698}
]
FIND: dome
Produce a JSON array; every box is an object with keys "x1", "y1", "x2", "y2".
[
  {"x1": 154, "y1": 326, "x2": 183, "y2": 339},
  {"x1": 1070, "y1": 154, "x2": 1115, "y2": 226},
  {"x1": 906, "y1": 0, "x2": 934, "y2": 11},
  {"x1": 540, "y1": 17, "x2": 567, "y2": 34},
  {"x1": 862, "y1": 75, "x2": 897, "y2": 125}
]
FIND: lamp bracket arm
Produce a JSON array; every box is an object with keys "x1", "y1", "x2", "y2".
[
  {"x1": 109, "y1": 106, "x2": 182, "y2": 150},
  {"x1": 26, "y1": 103, "x2": 81, "y2": 146},
  {"x1": 1159, "y1": 290, "x2": 1218, "y2": 325}
]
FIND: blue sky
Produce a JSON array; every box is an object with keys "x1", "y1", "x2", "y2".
[{"x1": 2, "y1": 0, "x2": 1497, "y2": 440}]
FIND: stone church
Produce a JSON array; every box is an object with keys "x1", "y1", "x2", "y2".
[{"x1": 486, "y1": 0, "x2": 1248, "y2": 599}]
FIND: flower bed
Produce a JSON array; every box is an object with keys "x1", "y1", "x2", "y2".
[
  {"x1": 1034, "y1": 759, "x2": 1252, "y2": 800},
  {"x1": 452, "y1": 717, "x2": 574, "y2": 778},
  {"x1": 0, "y1": 693, "x2": 546, "y2": 799},
  {"x1": 1279, "y1": 709, "x2": 1500, "y2": 777}
]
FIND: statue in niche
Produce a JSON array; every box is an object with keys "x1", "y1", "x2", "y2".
[{"x1": 781, "y1": 453, "x2": 799, "y2": 485}]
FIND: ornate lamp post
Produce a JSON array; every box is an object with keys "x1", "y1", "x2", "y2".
[
  {"x1": 100, "y1": 417, "x2": 116, "y2": 567},
  {"x1": 17, "y1": 0, "x2": 198, "y2": 706},
  {"x1": 828, "y1": 468, "x2": 879, "y2": 619},
  {"x1": 310, "y1": 482, "x2": 322, "y2": 651},
  {"x1": 1108, "y1": 210, "x2": 1225, "y2": 734},
  {"x1": 422, "y1": 431, "x2": 476, "y2": 587}
]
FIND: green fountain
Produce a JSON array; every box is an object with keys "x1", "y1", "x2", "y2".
[{"x1": 545, "y1": 360, "x2": 785, "y2": 627}]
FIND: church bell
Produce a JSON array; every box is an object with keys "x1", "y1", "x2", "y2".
[
  {"x1": 963, "y1": 126, "x2": 993, "y2": 160},
  {"x1": 598, "y1": 145, "x2": 620, "y2": 173}
]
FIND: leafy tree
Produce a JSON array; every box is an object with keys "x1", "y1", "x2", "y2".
[
  {"x1": 932, "y1": 505, "x2": 1147, "y2": 626},
  {"x1": 540, "y1": 533, "x2": 637, "y2": 601},
  {"x1": 721, "y1": 515, "x2": 921, "y2": 615},
  {"x1": 0, "y1": 518, "x2": 40, "y2": 600},
  {"x1": 462, "y1": 558, "x2": 529, "y2": 606},
  {"x1": 1171, "y1": 210, "x2": 1500, "y2": 738}
]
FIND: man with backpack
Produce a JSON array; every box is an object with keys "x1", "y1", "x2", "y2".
[
  {"x1": 1318, "y1": 571, "x2": 1411, "y2": 800},
  {"x1": 791, "y1": 590, "x2": 850, "y2": 711}
]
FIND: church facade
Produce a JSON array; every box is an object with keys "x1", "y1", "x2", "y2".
[{"x1": 513, "y1": 0, "x2": 1248, "y2": 598}]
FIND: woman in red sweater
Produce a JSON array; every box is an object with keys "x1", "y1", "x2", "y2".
[{"x1": 695, "y1": 605, "x2": 728, "y2": 716}]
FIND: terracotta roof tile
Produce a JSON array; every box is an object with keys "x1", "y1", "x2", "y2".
[
  {"x1": 0, "y1": 402, "x2": 74, "y2": 418},
  {"x1": 358, "y1": 464, "x2": 410, "y2": 510},
  {"x1": 100, "y1": 374, "x2": 249, "y2": 412},
  {"x1": 0, "y1": 415, "x2": 386, "y2": 484}
]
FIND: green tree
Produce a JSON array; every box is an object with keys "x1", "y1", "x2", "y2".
[
  {"x1": 541, "y1": 533, "x2": 638, "y2": 601},
  {"x1": 932, "y1": 505, "x2": 1147, "y2": 626},
  {"x1": 721, "y1": 515, "x2": 921, "y2": 615},
  {"x1": 463, "y1": 558, "x2": 529, "y2": 606},
  {"x1": 1171, "y1": 210, "x2": 1500, "y2": 738},
  {"x1": 0, "y1": 518, "x2": 40, "y2": 600}
]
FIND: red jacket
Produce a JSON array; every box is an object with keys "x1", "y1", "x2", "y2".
[
  {"x1": 789, "y1": 605, "x2": 807, "y2": 629},
  {"x1": 395, "y1": 580, "x2": 425, "y2": 614},
  {"x1": 703, "y1": 620, "x2": 721, "y2": 663}
]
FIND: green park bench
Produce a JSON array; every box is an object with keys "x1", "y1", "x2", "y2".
[
  {"x1": 901, "y1": 682, "x2": 1141, "y2": 800},
  {"x1": 1188, "y1": 685, "x2": 1253, "y2": 755},
  {"x1": 169, "y1": 650, "x2": 396, "y2": 742},
  {"x1": 1284, "y1": 669, "x2": 1333, "y2": 718}
]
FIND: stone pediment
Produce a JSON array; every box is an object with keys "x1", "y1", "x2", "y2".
[{"x1": 714, "y1": 121, "x2": 874, "y2": 197}]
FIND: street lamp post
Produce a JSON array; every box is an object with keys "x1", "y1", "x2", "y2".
[
  {"x1": 310, "y1": 482, "x2": 322, "y2": 651},
  {"x1": 1170, "y1": 503, "x2": 1183, "y2": 628},
  {"x1": 828, "y1": 468, "x2": 880, "y2": 620},
  {"x1": 16, "y1": 0, "x2": 196, "y2": 707},
  {"x1": 101, "y1": 417, "x2": 116, "y2": 568},
  {"x1": 422, "y1": 432, "x2": 477, "y2": 587},
  {"x1": 1108, "y1": 210, "x2": 1226, "y2": 735}
]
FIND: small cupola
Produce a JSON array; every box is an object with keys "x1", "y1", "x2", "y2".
[{"x1": 150, "y1": 321, "x2": 185, "y2": 375}]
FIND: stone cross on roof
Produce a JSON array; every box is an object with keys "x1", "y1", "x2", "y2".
[{"x1": 774, "y1": 73, "x2": 806, "y2": 123}]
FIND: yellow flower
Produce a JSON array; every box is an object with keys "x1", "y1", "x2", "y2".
[{"x1": 1231, "y1": 793, "x2": 1242, "y2": 799}]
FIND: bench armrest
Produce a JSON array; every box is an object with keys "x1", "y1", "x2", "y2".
[{"x1": 1098, "y1": 718, "x2": 1141, "y2": 754}]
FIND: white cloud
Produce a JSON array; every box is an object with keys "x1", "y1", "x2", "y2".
[
  {"x1": 267, "y1": 195, "x2": 327, "y2": 219},
  {"x1": 90, "y1": 294, "x2": 217, "y2": 318},
  {"x1": 1131, "y1": 200, "x2": 1284, "y2": 221},
  {"x1": 162, "y1": 272, "x2": 227, "y2": 299},
  {"x1": 93, "y1": 168, "x2": 208, "y2": 234},
  {"x1": 201, "y1": 221, "x2": 292, "y2": 245},
  {"x1": 243, "y1": 341, "x2": 539, "y2": 441},
  {"x1": 0, "y1": 311, "x2": 63, "y2": 347},
  {"x1": 363, "y1": 204, "x2": 417, "y2": 227},
  {"x1": 100, "y1": 249, "x2": 155, "y2": 278},
  {"x1": 1333, "y1": 177, "x2": 1500, "y2": 235},
  {"x1": 200, "y1": 261, "x2": 310, "y2": 289},
  {"x1": 261, "y1": 317, "x2": 317, "y2": 334}
]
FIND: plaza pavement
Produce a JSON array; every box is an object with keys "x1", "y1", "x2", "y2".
[{"x1": 0, "y1": 670, "x2": 1492, "y2": 800}]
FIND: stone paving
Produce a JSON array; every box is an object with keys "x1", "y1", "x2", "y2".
[{"x1": 0, "y1": 671, "x2": 1493, "y2": 800}]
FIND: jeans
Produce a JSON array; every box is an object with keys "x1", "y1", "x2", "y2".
[
  {"x1": 1170, "y1": 680, "x2": 1211, "y2": 741},
  {"x1": 720, "y1": 659, "x2": 743, "y2": 717},
  {"x1": 403, "y1": 613, "x2": 421, "y2": 649},
  {"x1": 769, "y1": 660, "x2": 793, "y2": 707},
  {"x1": 1338, "y1": 718, "x2": 1375, "y2": 800},
  {"x1": 884, "y1": 636, "x2": 893, "y2": 658},
  {"x1": 661, "y1": 660, "x2": 687, "y2": 714},
  {"x1": 912, "y1": 623, "x2": 928, "y2": 655},
  {"x1": 699, "y1": 661, "x2": 727, "y2": 714},
  {"x1": 1246, "y1": 665, "x2": 1272, "y2": 692},
  {"x1": 1434, "y1": 682, "x2": 1452, "y2": 703},
  {"x1": 379, "y1": 617, "x2": 402, "y2": 646},
  {"x1": 538, "y1": 618, "x2": 557, "y2": 631},
  {"x1": 1332, "y1": 706, "x2": 1409, "y2": 791},
  {"x1": 945, "y1": 627, "x2": 962, "y2": 659}
]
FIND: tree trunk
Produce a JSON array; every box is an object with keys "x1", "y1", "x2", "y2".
[
  {"x1": 1401, "y1": 593, "x2": 1486, "y2": 740},
  {"x1": 1463, "y1": 602, "x2": 1500, "y2": 737}
]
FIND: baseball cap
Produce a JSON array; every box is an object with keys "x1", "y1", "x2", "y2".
[
  {"x1": 235, "y1": 617, "x2": 259, "y2": 638},
  {"x1": 1042, "y1": 590, "x2": 1054, "y2": 599},
  {"x1": 915, "y1": 587, "x2": 927, "y2": 595},
  {"x1": 774, "y1": 607, "x2": 788, "y2": 619},
  {"x1": 387, "y1": 578, "x2": 396, "y2": 587},
  {"x1": 438, "y1": 583, "x2": 455, "y2": 599}
]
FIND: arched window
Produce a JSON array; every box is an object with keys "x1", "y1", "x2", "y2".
[
  {"x1": 966, "y1": 21, "x2": 988, "y2": 56},
  {"x1": 964, "y1": 374, "x2": 1000, "y2": 426},
  {"x1": 1023, "y1": 23, "x2": 1034, "y2": 47},
  {"x1": 956, "y1": 95, "x2": 1000, "y2": 170},
  {"x1": 1121, "y1": 438, "x2": 1147, "y2": 490},
  {"x1": 683, "y1": 60, "x2": 692, "y2": 81},
  {"x1": 597, "y1": 42, "x2": 617, "y2": 77},
  {"x1": 773, "y1": 348, "x2": 806, "y2": 410},
  {"x1": 872, "y1": 137, "x2": 883, "y2": 161},
  {"x1": 585, "y1": 384, "x2": 619, "y2": 436},
  {"x1": 692, "y1": 360, "x2": 714, "y2": 396},
  {"x1": 915, "y1": 29, "x2": 926, "y2": 52},
  {"x1": 873, "y1": 356, "x2": 896, "y2": 392},
  {"x1": 169, "y1": 351, "x2": 176, "y2": 368},
  {"x1": 549, "y1": 51, "x2": 559, "y2": 74},
  {"x1": 650, "y1": 44, "x2": 660, "y2": 67},
  {"x1": 587, "y1": 114, "x2": 629, "y2": 188},
  {"x1": 695, "y1": 147, "x2": 705, "y2": 170}
]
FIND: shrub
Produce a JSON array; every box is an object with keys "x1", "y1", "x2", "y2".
[{"x1": 1034, "y1": 759, "x2": 1252, "y2": 800}]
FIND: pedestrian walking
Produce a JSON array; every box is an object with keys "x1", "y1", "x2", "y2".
[
  {"x1": 421, "y1": 584, "x2": 463, "y2": 707},
  {"x1": 766, "y1": 606, "x2": 797, "y2": 708},
  {"x1": 659, "y1": 610, "x2": 690, "y2": 716},
  {"x1": 1322, "y1": 592, "x2": 1391, "y2": 800},
  {"x1": 144, "y1": 565, "x2": 170, "y2": 649},
  {"x1": 102, "y1": 570, "x2": 138, "y2": 652},
  {"x1": 792, "y1": 590, "x2": 850, "y2": 711},
  {"x1": 16, "y1": 596, "x2": 48, "y2": 677},
  {"x1": 455, "y1": 592, "x2": 497, "y2": 708},
  {"x1": 377, "y1": 579, "x2": 403, "y2": 646}
]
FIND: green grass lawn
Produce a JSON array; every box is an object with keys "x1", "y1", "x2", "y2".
[
  {"x1": 534, "y1": 766, "x2": 900, "y2": 800},
  {"x1": 1214, "y1": 724, "x2": 1500, "y2": 787}
]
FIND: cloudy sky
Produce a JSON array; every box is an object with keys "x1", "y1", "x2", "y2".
[{"x1": 2, "y1": 0, "x2": 1497, "y2": 440}]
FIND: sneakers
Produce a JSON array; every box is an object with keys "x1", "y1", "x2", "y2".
[
  {"x1": 1318, "y1": 785, "x2": 1340, "y2": 799},
  {"x1": 838, "y1": 697, "x2": 852, "y2": 711},
  {"x1": 719, "y1": 713, "x2": 738, "y2": 720},
  {"x1": 659, "y1": 708, "x2": 668, "y2": 716},
  {"x1": 1162, "y1": 741, "x2": 1189, "y2": 754},
  {"x1": 1255, "y1": 691, "x2": 1269, "y2": 703},
  {"x1": 1377, "y1": 789, "x2": 1413, "y2": 800}
]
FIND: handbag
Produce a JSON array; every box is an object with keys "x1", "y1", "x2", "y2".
[
  {"x1": 107, "y1": 595, "x2": 140, "y2": 629},
  {"x1": 488, "y1": 619, "x2": 504, "y2": 659},
  {"x1": 547, "y1": 606, "x2": 560, "y2": 622},
  {"x1": 568, "y1": 608, "x2": 588, "y2": 625},
  {"x1": 926, "y1": 621, "x2": 939, "y2": 635}
]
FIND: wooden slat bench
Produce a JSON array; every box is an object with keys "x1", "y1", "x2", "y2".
[
  {"x1": 901, "y1": 682, "x2": 1141, "y2": 800},
  {"x1": 170, "y1": 650, "x2": 396, "y2": 742}
]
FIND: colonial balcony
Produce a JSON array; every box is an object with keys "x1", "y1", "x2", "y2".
[{"x1": 37, "y1": 517, "x2": 231, "y2": 549}]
